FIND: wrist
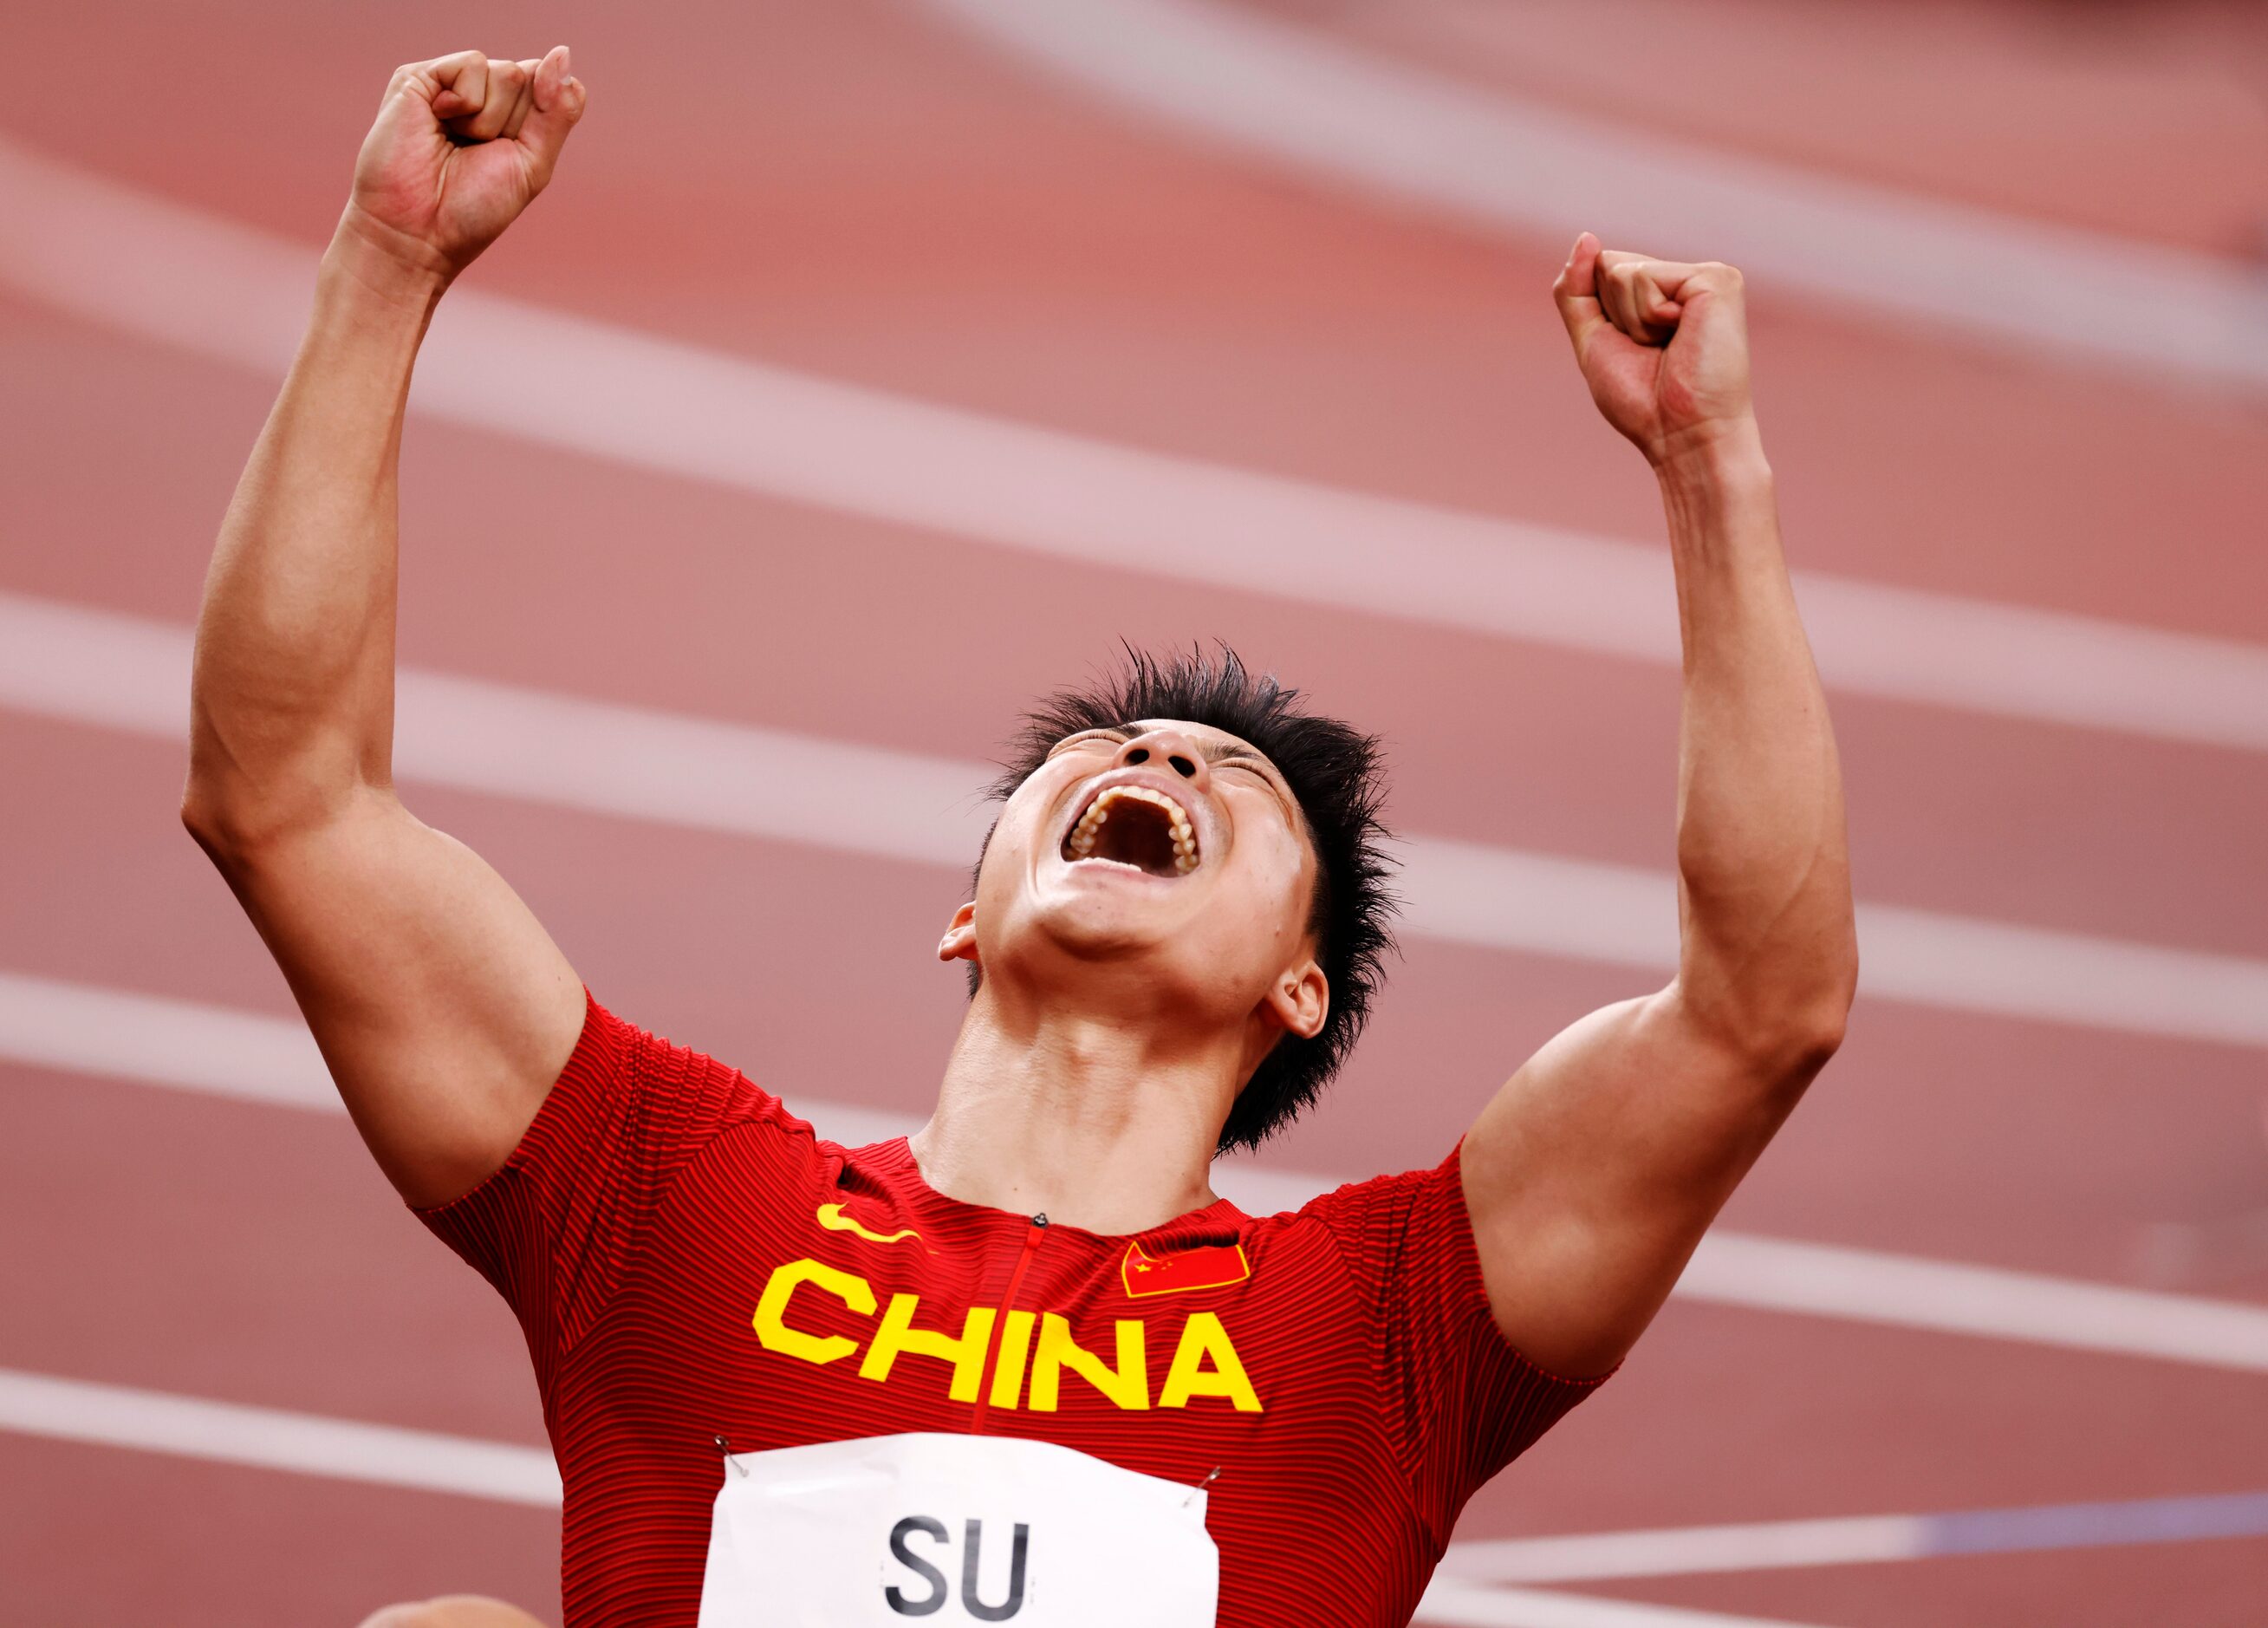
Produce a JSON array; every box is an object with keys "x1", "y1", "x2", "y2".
[
  {"x1": 323, "y1": 205, "x2": 454, "y2": 316},
  {"x1": 1651, "y1": 416, "x2": 1772, "y2": 500}
]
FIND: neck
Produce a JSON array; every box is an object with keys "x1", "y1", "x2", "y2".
[{"x1": 911, "y1": 982, "x2": 1244, "y2": 1234}]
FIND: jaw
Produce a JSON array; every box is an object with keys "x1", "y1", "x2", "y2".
[
  {"x1": 979, "y1": 839, "x2": 1229, "y2": 994},
  {"x1": 982, "y1": 849, "x2": 1305, "y2": 1041},
  {"x1": 987, "y1": 899, "x2": 1244, "y2": 1034},
  {"x1": 1030, "y1": 852, "x2": 1199, "y2": 947}
]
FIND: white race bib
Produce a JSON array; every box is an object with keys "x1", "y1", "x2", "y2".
[{"x1": 696, "y1": 1432, "x2": 1218, "y2": 1627}]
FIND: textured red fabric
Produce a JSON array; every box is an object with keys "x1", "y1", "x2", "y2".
[{"x1": 419, "y1": 995, "x2": 1604, "y2": 1626}]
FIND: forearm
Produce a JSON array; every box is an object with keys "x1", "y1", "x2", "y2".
[
  {"x1": 186, "y1": 220, "x2": 446, "y2": 847},
  {"x1": 1658, "y1": 426, "x2": 1855, "y2": 1060}
]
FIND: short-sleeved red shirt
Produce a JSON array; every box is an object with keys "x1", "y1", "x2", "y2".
[{"x1": 420, "y1": 996, "x2": 1603, "y2": 1626}]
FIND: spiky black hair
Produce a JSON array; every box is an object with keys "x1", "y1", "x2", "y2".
[{"x1": 975, "y1": 646, "x2": 1397, "y2": 1154}]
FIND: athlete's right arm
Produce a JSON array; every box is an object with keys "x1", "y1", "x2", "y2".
[{"x1": 182, "y1": 49, "x2": 589, "y2": 1207}]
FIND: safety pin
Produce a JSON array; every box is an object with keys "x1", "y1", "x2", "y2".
[
  {"x1": 1182, "y1": 1466, "x2": 1220, "y2": 1508},
  {"x1": 714, "y1": 1433, "x2": 749, "y2": 1477}
]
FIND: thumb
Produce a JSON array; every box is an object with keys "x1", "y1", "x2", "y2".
[
  {"x1": 1552, "y1": 231, "x2": 1608, "y2": 358},
  {"x1": 519, "y1": 45, "x2": 587, "y2": 189}
]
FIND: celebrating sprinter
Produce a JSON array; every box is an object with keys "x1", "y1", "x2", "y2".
[{"x1": 184, "y1": 47, "x2": 1857, "y2": 1628}]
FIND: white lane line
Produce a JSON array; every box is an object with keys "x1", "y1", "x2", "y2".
[
  {"x1": 1404, "y1": 837, "x2": 2268, "y2": 1050},
  {"x1": 12, "y1": 968, "x2": 2268, "y2": 1376},
  {"x1": 1675, "y1": 1233, "x2": 2268, "y2": 1373},
  {"x1": 0, "y1": 1364, "x2": 1820, "y2": 1628},
  {"x1": 12, "y1": 589, "x2": 2268, "y2": 1052},
  {"x1": 0, "y1": 970, "x2": 338, "y2": 1112},
  {"x1": 0, "y1": 591, "x2": 993, "y2": 868},
  {"x1": 1442, "y1": 1514, "x2": 1920, "y2": 1587},
  {"x1": 1416, "y1": 1578, "x2": 1826, "y2": 1628},
  {"x1": 0, "y1": 969, "x2": 926, "y2": 1148},
  {"x1": 1437, "y1": 1488, "x2": 2268, "y2": 1585},
  {"x1": 3, "y1": 137, "x2": 2268, "y2": 754},
  {"x1": 921, "y1": 0, "x2": 2268, "y2": 392},
  {"x1": 0, "y1": 1366, "x2": 561, "y2": 1507}
]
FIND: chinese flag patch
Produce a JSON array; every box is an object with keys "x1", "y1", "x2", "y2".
[{"x1": 1121, "y1": 1238, "x2": 1251, "y2": 1298}]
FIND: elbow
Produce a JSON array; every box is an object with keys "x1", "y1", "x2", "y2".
[
  {"x1": 180, "y1": 778, "x2": 267, "y2": 873},
  {"x1": 1777, "y1": 981, "x2": 1852, "y2": 1077},
  {"x1": 1758, "y1": 932, "x2": 1859, "y2": 1081},
  {"x1": 1706, "y1": 993, "x2": 1849, "y2": 1089},
  {"x1": 181, "y1": 732, "x2": 250, "y2": 863},
  {"x1": 181, "y1": 695, "x2": 379, "y2": 868},
  {"x1": 1722, "y1": 993, "x2": 1852, "y2": 1097},
  {"x1": 180, "y1": 761, "x2": 357, "y2": 873},
  {"x1": 1679, "y1": 926, "x2": 1857, "y2": 1085}
]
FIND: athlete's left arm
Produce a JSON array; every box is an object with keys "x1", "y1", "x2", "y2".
[{"x1": 1460, "y1": 235, "x2": 1858, "y2": 1379}]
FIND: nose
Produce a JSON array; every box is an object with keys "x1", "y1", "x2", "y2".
[{"x1": 1114, "y1": 726, "x2": 1211, "y2": 791}]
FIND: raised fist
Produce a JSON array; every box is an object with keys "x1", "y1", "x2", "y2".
[
  {"x1": 1553, "y1": 234, "x2": 1756, "y2": 468},
  {"x1": 345, "y1": 47, "x2": 587, "y2": 282}
]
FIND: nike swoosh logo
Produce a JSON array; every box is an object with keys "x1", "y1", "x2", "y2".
[{"x1": 816, "y1": 1202, "x2": 926, "y2": 1249}]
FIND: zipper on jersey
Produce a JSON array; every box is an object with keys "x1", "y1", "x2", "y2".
[{"x1": 968, "y1": 1213, "x2": 1048, "y2": 1436}]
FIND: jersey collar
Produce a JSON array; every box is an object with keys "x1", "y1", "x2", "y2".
[{"x1": 846, "y1": 1135, "x2": 1251, "y2": 1250}]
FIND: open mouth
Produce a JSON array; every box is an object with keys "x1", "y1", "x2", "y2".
[{"x1": 1062, "y1": 785, "x2": 1201, "y2": 877}]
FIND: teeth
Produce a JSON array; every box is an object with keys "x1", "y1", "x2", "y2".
[{"x1": 1065, "y1": 785, "x2": 1202, "y2": 873}]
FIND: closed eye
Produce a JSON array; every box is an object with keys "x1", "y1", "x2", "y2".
[
  {"x1": 1216, "y1": 762, "x2": 1298, "y2": 825},
  {"x1": 1047, "y1": 733, "x2": 1121, "y2": 760}
]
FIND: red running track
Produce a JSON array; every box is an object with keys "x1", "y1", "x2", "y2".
[{"x1": 3, "y1": 1, "x2": 2266, "y2": 1623}]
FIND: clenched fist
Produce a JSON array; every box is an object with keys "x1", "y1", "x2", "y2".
[
  {"x1": 1553, "y1": 233, "x2": 1757, "y2": 469},
  {"x1": 343, "y1": 47, "x2": 587, "y2": 283}
]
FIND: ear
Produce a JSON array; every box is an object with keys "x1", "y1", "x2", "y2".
[
  {"x1": 937, "y1": 902, "x2": 980, "y2": 965},
  {"x1": 1263, "y1": 957, "x2": 1329, "y2": 1041}
]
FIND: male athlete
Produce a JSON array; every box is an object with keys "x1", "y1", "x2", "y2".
[{"x1": 185, "y1": 48, "x2": 1856, "y2": 1628}]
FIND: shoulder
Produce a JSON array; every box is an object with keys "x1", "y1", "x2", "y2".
[
  {"x1": 509, "y1": 997, "x2": 823, "y2": 1191},
  {"x1": 1284, "y1": 1149, "x2": 1465, "y2": 1245},
  {"x1": 1219, "y1": 1155, "x2": 1468, "y2": 1303}
]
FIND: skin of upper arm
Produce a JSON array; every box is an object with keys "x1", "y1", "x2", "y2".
[
  {"x1": 192, "y1": 787, "x2": 587, "y2": 1208},
  {"x1": 1457, "y1": 987, "x2": 1832, "y2": 1378}
]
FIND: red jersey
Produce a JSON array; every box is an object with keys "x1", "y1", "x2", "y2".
[{"x1": 420, "y1": 997, "x2": 1603, "y2": 1625}]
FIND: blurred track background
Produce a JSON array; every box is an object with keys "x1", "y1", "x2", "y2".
[{"x1": 3, "y1": 1, "x2": 2267, "y2": 1623}]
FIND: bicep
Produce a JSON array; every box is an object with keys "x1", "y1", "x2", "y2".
[
  {"x1": 204, "y1": 789, "x2": 584, "y2": 1206},
  {"x1": 1460, "y1": 987, "x2": 1816, "y2": 1376}
]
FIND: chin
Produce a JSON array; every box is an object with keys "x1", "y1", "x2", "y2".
[
  {"x1": 1030, "y1": 862, "x2": 1186, "y2": 932},
  {"x1": 988, "y1": 897, "x2": 1190, "y2": 987},
  {"x1": 1030, "y1": 901, "x2": 1176, "y2": 964}
]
